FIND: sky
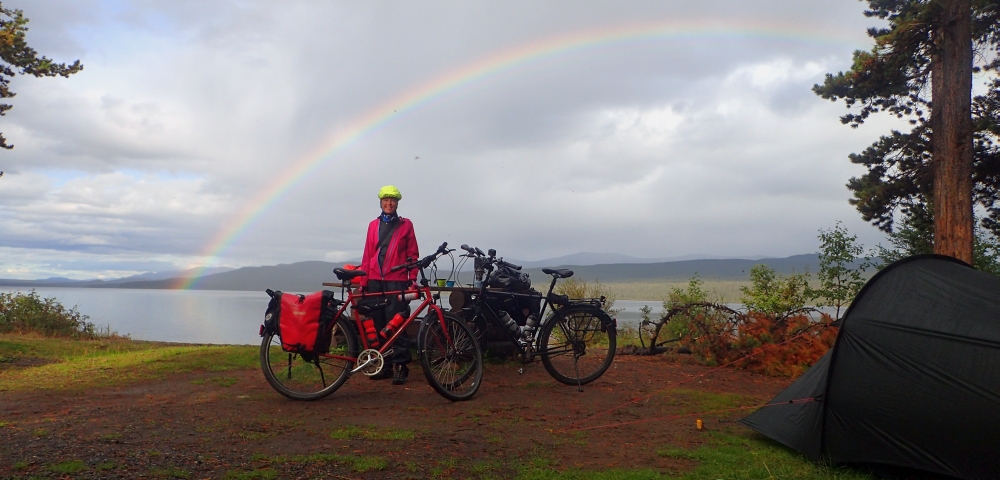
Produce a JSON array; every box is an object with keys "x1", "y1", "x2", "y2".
[{"x1": 0, "y1": 0, "x2": 916, "y2": 280}]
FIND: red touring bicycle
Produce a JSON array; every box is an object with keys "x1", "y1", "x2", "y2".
[{"x1": 259, "y1": 243, "x2": 483, "y2": 401}]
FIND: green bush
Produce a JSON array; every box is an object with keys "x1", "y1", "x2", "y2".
[
  {"x1": 739, "y1": 265, "x2": 811, "y2": 318},
  {"x1": 0, "y1": 290, "x2": 111, "y2": 339},
  {"x1": 555, "y1": 278, "x2": 621, "y2": 315}
]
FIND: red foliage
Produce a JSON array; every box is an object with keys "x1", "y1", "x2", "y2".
[{"x1": 674, "y1": 306, "x2": 838, "y2": 377}]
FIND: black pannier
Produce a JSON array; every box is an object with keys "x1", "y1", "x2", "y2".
[{"x1": 487, "y1": 265, "x2": 531, "y2": 291}]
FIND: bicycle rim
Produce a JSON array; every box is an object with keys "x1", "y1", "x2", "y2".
[
  {"x1": 260, "y1": 317, "x2": 357, "y2": 401},
  {"x1": 419, "y1": 312, "x2": 483, "y2": 401},
  {"x1": 540, "y1": 306, "x2": 616, "y2": 385}
]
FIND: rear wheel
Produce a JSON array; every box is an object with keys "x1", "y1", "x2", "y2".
[
  {"x1": 419, "y1": 311, "x2": 483, "y2": 401},
  {"x1": 260, "y1": 316, "x2": 357, "y2": 400},
  {"x1": 539, "y1": 305, "x2": 616, "y2": 386}
]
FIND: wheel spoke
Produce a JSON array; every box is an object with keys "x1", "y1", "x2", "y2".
[
  {"x1": 419, "y1": 312, "x2": 483, "y2": 401},
  {"x1": 260, "y1": 317, "x2": 357, "y2": 401},
  {"x1": 540, "y1": 306, "x2": 616, "y2": 386}
]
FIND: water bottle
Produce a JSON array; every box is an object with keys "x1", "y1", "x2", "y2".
[
  {"x1": 363, "y1": 318, "x2": 380, "y2": 347},
  {"x1": 380, "y1": 313, "x2": 407, "y2": 339},
  {"x1": 398, "y1": 291, "x2": 419, "y2": 301},
  {"x1": 500, "y1": 311, "x2": 520, "y2": 335},
  {"x1": 521, "y1": 314, "x2": 538, "y2": 338}
]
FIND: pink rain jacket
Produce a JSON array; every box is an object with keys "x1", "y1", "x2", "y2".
[{"x1": 359, "y1": 217, "x2": 419, "y2": 288}]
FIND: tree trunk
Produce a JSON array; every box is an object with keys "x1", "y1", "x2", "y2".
[{"x1": 931, "y1": 0, "x2": 974, "y2": 264}]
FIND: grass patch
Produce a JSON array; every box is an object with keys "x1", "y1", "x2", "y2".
[
  {"x1": 49, "y1": 460, "x2": 86, "y2": 474},
  {"x1": 211, "y1": 376, "x2": 238, "y2": 387},
  {"x1": 150, "y1": 466, "x2": 191, "y2": 478},
  {"x1": 658, "y1": 389, "x2": 760, "y2": 416},
  {"x1": 13, "y1": 460, "x2": 28, "y2": 470},
  {"x1": 657, "y1": 432, "x2": 875, "y2": 479},
  {"x1": 264, "y1": 453, "x2": 388, "y2": 473},
  {"x1": 0, "y1": 334, "x2": 257, "y2": 392},
  {"x1": 224, "y1": 469, "x2": 276, "y2": 480},
  {"x1": 236, "y1": 430, "x2": 274, "y2": 442},
  {"x1": 329, "y1": 424, "x2": 415, "y2": 441}
]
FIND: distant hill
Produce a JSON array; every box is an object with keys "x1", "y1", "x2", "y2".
[
  {"x1": 0, "y1": 266, "x2": 235, "y2": 289},
  {"x1": 521, "y1": 254, "x2": 824, "y2": 283},
  {"x1": 507, "y1": 252, "x2": 772, "y2": 268},
  {"x1": 96, "y1": 261, "x2": 340, "y2": 293},
  {"x1": 1, "y1": 254, "x2": 862, "y2": 292}
]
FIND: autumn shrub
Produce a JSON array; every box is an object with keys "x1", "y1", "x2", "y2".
[
  {"x1": 643, "y1": 267, "x2": 837, "y2": 377},
  {"x1": 0, "y1": 290, "x2": 115, "y2": 339}
]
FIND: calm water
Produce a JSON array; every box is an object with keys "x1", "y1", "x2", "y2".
[
  {"x1": 4, "y1": 287, "x2": 832, "y2": 345},
  {"x1": 6, "y1": 287, "x2": 270, "y2": 345}
]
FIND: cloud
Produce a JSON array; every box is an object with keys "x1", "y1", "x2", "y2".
[{"x1": 1, "y1": 0, "x2": 899, "y2": 279}]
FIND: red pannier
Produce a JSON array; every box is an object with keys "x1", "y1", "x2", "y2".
[{"x1": 270, "y1": 290, "x2": 338, "y2": 355}]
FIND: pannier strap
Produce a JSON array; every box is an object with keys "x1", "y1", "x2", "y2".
[
  {"x1": 334, "y1": 268, "x2": 368, "y2": 281},
  {"x1": 542, "y1": 268, "x2": 574, "y2": 278}
]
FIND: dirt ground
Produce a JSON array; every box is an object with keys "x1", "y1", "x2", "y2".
[{"x1": 0, "y1": 355, "x2": 793, "y2": 479}]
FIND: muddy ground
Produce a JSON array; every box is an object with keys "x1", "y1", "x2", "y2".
[{"x1": 0, "y1": 355, "x2": 793, "y2": 479}]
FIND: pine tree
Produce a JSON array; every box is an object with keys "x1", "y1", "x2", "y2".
[
  {"x1": 814, "y1": 0, "x2": 1000, "y2": 264},
  {"x1": 0, "y1": 3, "x2": 82, "y2": 150}
]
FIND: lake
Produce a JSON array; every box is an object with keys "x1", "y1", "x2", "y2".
[
  {"x1": 4, "y1": 287, "x2": 833, "y2": 345},
  {"x1": 6, "y1": 287, "x2": 674, "y2": 345}
]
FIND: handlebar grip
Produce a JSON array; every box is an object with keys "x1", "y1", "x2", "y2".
[
  {"x1": 389, "y1": 264, "x2": 406, "y2": 272},
  {"x1": 437, "y1": 242, "x2": 448, "y2": 253},
  {"x1": 506, "y1": 262, "x2": 522, "y2": 270},
  {"x1": 461, "y1": 244, "x2": 473, "y2": 252}
]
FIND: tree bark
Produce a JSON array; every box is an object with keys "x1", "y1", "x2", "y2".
[{"x1": 931, "y1": 0, "x2": 974, "y2": 264}]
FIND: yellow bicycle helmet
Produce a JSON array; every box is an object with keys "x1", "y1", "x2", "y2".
[{"x1": 378, "y1": 185, "x2": 402, "y2": 200}]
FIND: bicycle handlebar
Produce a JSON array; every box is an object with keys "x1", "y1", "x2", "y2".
[
  {"x1": 389, "y1": 242, "x2": 452, "y2": 272},
  {"x1": 458, "y1": 243, "x2": 520, "y2": 270}
]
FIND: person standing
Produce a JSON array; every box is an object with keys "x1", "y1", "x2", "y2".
[{"x1": 359, "y1": 185, "x2": 419, "y2": 384}]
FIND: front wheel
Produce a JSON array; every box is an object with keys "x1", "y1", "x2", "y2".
[
  {"x1": 539, "y1": 305, "x2": 616, "y2": 386},
  {"x1": 260, "y1": 316, "x2": 358, "y2": 401},
  {"x1": 419, "y1": 311, "x2": 483, "y2": 401}
]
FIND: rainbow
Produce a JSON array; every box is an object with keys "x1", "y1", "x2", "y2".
[{"x1": 178, "y1": 19, "x2": 861, "y2": 289}]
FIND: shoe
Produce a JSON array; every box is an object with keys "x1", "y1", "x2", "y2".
[
  {"x1": 392, "y1": 364, "x2": 409, "y2": 385},
  {"x1": 369, "y1": 367, "x2": 393, "y2": 380}
]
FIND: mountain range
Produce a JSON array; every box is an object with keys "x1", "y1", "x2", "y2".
[{"x1": 0, "y1": 253, "x2": 832, "y2": 293}]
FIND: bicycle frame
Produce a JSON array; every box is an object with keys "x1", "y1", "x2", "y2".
[{"x1": 319, "y1": 284, "x2": 447, "y2": 366}]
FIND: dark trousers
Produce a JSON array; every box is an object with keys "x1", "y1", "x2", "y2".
[{"x1": 366, "y1": 280, "x2": 412, "y2": 365}]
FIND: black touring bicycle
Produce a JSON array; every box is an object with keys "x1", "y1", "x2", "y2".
[{"x1": 447, "y1": 244, "x2": 618, "y2": 388}]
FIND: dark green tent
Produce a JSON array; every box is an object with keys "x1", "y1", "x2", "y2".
[{"x1": 742, "y1": 255, "x2": 1000, "y2": 480}]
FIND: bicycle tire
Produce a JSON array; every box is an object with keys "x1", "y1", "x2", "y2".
[
  {"x1": 419, "y1": 311, "x2": 483, "y2": 401},
  {"x1": 539, "y1": 305, "x2": 616, "y2": 386},
  {"x1": 260, "y1": 316, "x2": 358, "y2": 401}
]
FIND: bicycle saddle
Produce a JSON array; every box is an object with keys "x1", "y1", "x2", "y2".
[
  {"x1": 542, "y1": 268, "x2": 574, "y2": 278},
  {"x1": 333, "y1": 268, "x2": 367, "y2": 281}
]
